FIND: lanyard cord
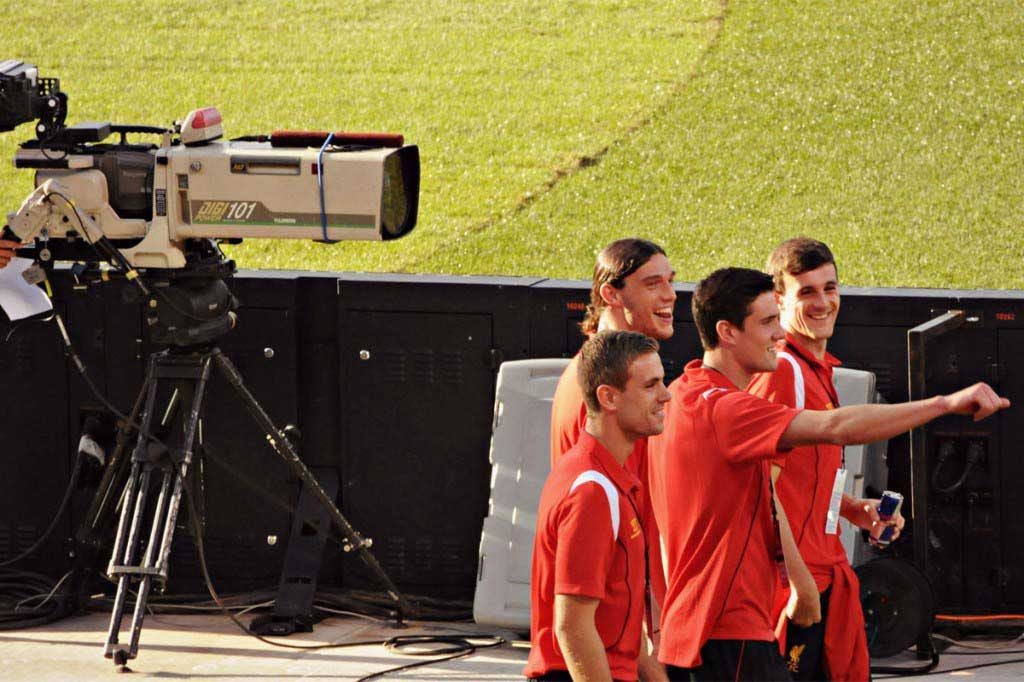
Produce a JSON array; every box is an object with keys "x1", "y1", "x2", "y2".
[
  {"x1": 622, "y1": 491, "x2": 655, "y2": 636},
  {"x1": 786, "y1": 341, "x2": 845, "y2": 469}
]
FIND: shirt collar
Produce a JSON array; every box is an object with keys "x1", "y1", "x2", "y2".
[
  {"x1": 577, "y1": 431, "x2": 641, "y2": 495},
  {"x1": 684, "y1": 358, "x2": 738, "y2": 390},
  {"x1": 783, "y1": 332, "x2": 841, "y2": 371}
]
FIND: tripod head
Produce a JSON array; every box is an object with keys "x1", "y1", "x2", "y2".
[
  {"x1": 141, "y1": 245, "x2": 239, "y2": 348},
  {"x1": 70, "y1": 238, "x2": 239, "y2": 348}
]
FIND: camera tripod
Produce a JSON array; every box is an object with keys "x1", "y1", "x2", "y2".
[{"x1": 93, "y1": 343, "x2": 410, "y2": 666}]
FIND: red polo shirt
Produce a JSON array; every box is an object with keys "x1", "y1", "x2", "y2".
[
  {"x1": 549, "y1": 352, "x2": 667, "y2": 637},
  {"x1": 525, "y1": 431, "x2": 646, "y2": 681},
  {"x1": 647, "y1": 360, "x2": 801, "y2": 668},
  {"x1": 748, "y1": 334, "x2": 847, "y2": 591}
]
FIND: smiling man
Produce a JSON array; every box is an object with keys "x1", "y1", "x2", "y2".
[
  {"x1": 526, "y1": 331, "x2": 671, "y2": 682},
  {"x1": 551, "y1": 238, "x2": 676, "y2": 467},
  {"x1": 748, "y1": 238, "x2": 898, "y2": 680},
  {"x1": 648, "y1": 267, "x2": 1009, "y2": 680}
]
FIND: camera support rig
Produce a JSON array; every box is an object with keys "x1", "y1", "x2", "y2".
[
  {"x1": 47, "y1": 248, "x2": 412, "y2": 667},
  {"x1": 0, "y1": 61, "x2": 420, "y2": 667},
  {"x1": 102, "y1": 336, "x2": 413, "y2": 665}
]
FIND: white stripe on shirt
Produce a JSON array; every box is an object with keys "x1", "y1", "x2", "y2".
[{"x1": 570, "y1": 470, "x2": 620, "y2": 542}]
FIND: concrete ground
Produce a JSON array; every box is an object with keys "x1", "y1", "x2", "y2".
[
  {"x1": 872, "y1": 637, "x2": 1024, "y2": 681},
  {"x1": 2, "y1": 612, "x2": 1024, "y2": 680},
  {"x1": 0, "y1": 611, "x2": 528, "y2": 681}
]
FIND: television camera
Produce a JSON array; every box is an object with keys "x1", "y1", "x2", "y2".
[
  {"x1": 0, "y1": 60, "x2": 417, "y2": 666},
  {"x1": 1, "y1": 58, "x2": 419, "y2": 344}
]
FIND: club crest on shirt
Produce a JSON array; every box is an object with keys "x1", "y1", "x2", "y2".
[{"x1": 629, "y1": 517, "x2": 642, "y2": 540}]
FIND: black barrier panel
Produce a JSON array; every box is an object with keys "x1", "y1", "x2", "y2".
[
  {"x1": 3, "y1": 270, "x2": 1024, "y2": 614},
  {"x1": 294, "y1": 276, "x2": 342, "y2": 469},
  {"x1": 0, "y1": 303, "x2": 70, "y2": 571},
  {"x1": 332, "y1": 274, "x2": 535, "y2": 599},
  {"x1": 998, "y1": 329, "x2": 1024, "y2": 609},
  {"x1": 167, "y1": 304, "x2": 299, "y2": 593}
]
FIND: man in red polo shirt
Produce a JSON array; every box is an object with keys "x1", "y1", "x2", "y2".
[
  {"x1": 547, "y1": 237, "x2": 675, "y2": 673},
  {"x1": 527, "y1": 330, "x2": 670, "y2": 682},
  {"x1": 550, "y1": 238, "x2": 676, "y2": 467},
  {"x1": 648, "y1": 267, "x2": 1008, "y2": 681},
  {"x1": 748, "y1": 238, "x2": 900, "y2": 680}
]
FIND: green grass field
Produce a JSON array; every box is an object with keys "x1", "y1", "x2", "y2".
[{"x1": 2, "y1": 1, "x2": 1021, "y2": 288}]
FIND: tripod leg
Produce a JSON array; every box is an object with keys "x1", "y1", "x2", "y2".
[
  {"x1": 155, "y1": 371, "x2": 209, "y2": 574},
  {"x1": 80, "y1": 376, "x2": 151, "y2": 543},
  {"x1": 106, "y1": 365, "x2": 161, "y2": 582},
  {"x1": 126, "y1": 373, "x2": 209, "y2": 659},
  {"x1": 105, "y1": 353, "x2": 212, "y2": 663},
  {"x1": 123, "y1": 466, "x2": 174, "y2": 659},
  {"x1": 104, "y1": 463, "x2": 150, "y2": 658},
  {"x1": 105, "y1": 363, "x2": 162, "y2": 659},
  {"x1": 211, "y1": 350, "x2": 413, "y2": 619},
  {"x1": 65, "y1": 377, "x2": 151, "y2": 615}
]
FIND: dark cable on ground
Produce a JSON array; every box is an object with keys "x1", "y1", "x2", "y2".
[
  {"x1": 872, "y1": 628, "x2": 1024, "y2": 677},
  {"x1": 356, "y1": 634, "x2": 507, "y2": 682},
  {"x1": 870, "y1": 649, "x2": 940, "y2": 677},
  {"x1": 942, "y1": 649, "x2": 1024, "y2": 655},
  {"x1": 0, "y1": 568, "x2": 73, "y2": 630},
  {"x1": 171, "y1": 468, "x2": 506, "y2": 679},
  {"x1": 875, "y1": 656, "x2": 1024, "y2": 678}
]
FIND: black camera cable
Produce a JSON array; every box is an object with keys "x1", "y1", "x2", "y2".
[
  {"x1": 46, "y1": 189, "x2": 226, "y2": 317},
  {"x1": 29, "y1": 192, "x2": 228, "y2": 350},
  {"x1": 173, "y1": 463, "x2": 505, "y2": 680},
  {"x1": 42, "y1": 191, "x2": 232, "y2": 333},
  {"x1": 43, "y1": 190, "x2": 149, "y2": 295},
  {"x1": 870, "y1": 627, "x2": 1024, "y2": 677},
  {"x1": 870, "y1": 648, "x2": 940, "y2": 676},
  {"x1": 871, "y1": 647, "x2": 1024, "y2": 678},
  {"x1": 0, "y1": 567, "x2": 74, "y2": 630},
  {"x1": 20, "y1": 192, "x2": 232, "y2": 341},
  {"x1": 0, "y1": 449, "x2": 84, "y2": 569}
]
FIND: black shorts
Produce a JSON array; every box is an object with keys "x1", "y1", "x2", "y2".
[
  {"x1": 782, "y1": 586, "x2": 831, "y2": 681},
  {"x1": 527, "y1": 670, "x2": 572, "y2": 681},
  {"x1": 666, "y1": 639, "x2": 792, "y2": 681},
  {"x1": 528, "y1": 670, "x2": 631, "y2": 682}
]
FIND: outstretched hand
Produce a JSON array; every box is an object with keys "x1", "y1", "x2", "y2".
[
  {"x1": 944, "y1": 382, "x2": 1010, "y2": 422},
  {"x1": 0, "y1": 239, "x2": 21, "y2": 268}
]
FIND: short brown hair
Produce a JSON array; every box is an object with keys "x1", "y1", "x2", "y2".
[
  {"x1": 692, "y1": 267, "x2": 774, "y2": 350},
  {"x1": 577, "y1": 330, "x2": 659, "y2": 414},
  {"x1": 766, "y1": 237, "x2": 837, "y2": 293},
  {"x1": 581, "y1": 238, "x2": 667, "y2": 335}
]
